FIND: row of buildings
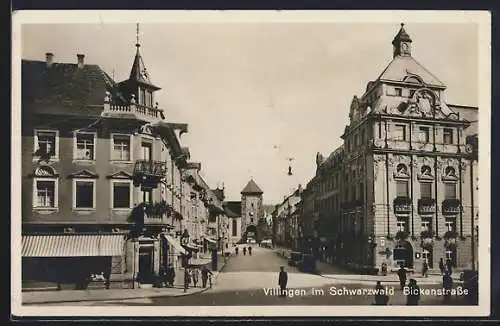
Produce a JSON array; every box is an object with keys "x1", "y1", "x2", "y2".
[
  {"x1": 273, "y1": 24, "x2": 479, "y2": 274},
  {"x1": 20, "y1": 27, "x2": 264, "y2": 289}
]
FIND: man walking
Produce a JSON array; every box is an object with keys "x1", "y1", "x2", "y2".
[
  {"x1": 397, "y1": 264, "x2": 407, "y2": 291},
  {"x1": 439, "y1": 258, "x2": 445, "y2": 275},
  {"x1": 278, "y1": 266, "x2": 288, "y2": 297},
  {"x1": 201, "y1": 265, "x2": 213, "y2": 288},
  {"x1": 446, "y1": 258, "x2": 453, "y2": 275},
  {"x1": 443, "y1": 271, "x2": 453, "y2": 304}
]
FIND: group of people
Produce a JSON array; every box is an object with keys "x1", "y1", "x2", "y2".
[
  {"x1": 183, "y1": 265, "x2": 213, "y2": 290},
  {"x1": 235, "y1": 246, "x2": 253, "y2": 256}
]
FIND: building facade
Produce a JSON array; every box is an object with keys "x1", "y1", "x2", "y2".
[
  {"x1": 21, "y1": 31, "x2": 224, "y2": 289},
  {"x1": 298, "y1": 24, "x2": 479, "y2": 274},
  {"x1": 273, "y1": 186, "x2": 302, "y2": 249}
]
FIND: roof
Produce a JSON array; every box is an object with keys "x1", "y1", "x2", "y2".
[
  {"x1": 375, "y1": 55, "x2": 444, "y2": 87},
  {"x1": 223, "y1": 201, "x2": 242, "y2": 218},
  {"x1": 392, "y1": 23, "x2": 412, "y2": 44},
  {"x1": 211, "y1": 188, "x2": 225, "y2": 201},
  {"x1": 22, "y1": 60, "x2": 117, "y2": 115},
  {"x1": 127, "y1": 46, "x2": 160, "y2": 90},
  {"x1": 241, "y1": 179, "x2": 263, "y2": 195}
]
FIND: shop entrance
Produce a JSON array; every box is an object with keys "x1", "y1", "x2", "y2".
[
  {"x1": 393, "y1": 241, "x2": 414, "y2": 268},
  {"x1": 138, "y1": 246, "x2": 154, "y2": 284}
]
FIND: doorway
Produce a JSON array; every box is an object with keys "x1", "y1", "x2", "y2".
[
  {"x1": 138, "y1": 246, "x2": 154, "y2": 284},
  {"x1": 393, "y1": 241, "x2": 414, "y2": 268}
]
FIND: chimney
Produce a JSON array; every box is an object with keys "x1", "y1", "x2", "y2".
[
  {"x1": 45, "y1": 52, "x2": 54, "y2": 67},
  {"x1": 77, "y1": 54, "x2": 85, "y2": 68}
]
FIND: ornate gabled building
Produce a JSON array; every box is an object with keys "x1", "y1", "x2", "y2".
[
  {"x1": 21, "y1": 25, "x2": 223, "y2": 290},
  {"x1": 301, "y1": 24, "x2": 478, "y2": 274}
]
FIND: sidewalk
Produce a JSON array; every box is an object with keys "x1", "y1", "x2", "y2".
[
  {"x1": 22, "y1": 254, "x2": 229, "y2": 305},
  {"x1": 275, "y1": 247, "x2": 461, "y2": 285}
]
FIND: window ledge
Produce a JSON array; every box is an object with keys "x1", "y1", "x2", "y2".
[
  {"x1": 73, "y1": 208, "x2": 96, "y2": 213},
  {"x1": 112, "y1": 208, "x2": 132, "y2": 213},
  {"x1": 110, "y1": 160, "x2": 134, "y2": 164},
  {"x1": 73, "y1": 159, "x2": 96, "y2": 164},
  {"x1": 32, "y1": 207, "x2": 59, "y2": 214},
  {"x1": 32, "y1": 157, "x2": 59, "y2": 163}
]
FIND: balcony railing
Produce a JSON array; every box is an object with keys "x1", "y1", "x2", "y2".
[
  {"x1": 442, "y1": 199, "x2": 461, "y2": 215},
  {"x1": 393, "y1": 196, "x2": 412, "y2": 214},
  {"x1": 133, "y1": 160, "x2": 167, "y2": 179},
  {"x1": 103, "y1": 102, "x2": 163, "y2": 121},
  {"x1": 418, "y1": 198, "x2": 436, "y2": 215}
]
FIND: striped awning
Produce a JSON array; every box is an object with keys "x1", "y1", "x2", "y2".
[
  {"x1": 22, "y1": 234, "x2": 125, "y2": 257},
  {"x1": 163, "y1": 234, "x2": 187, "y2": 255}
]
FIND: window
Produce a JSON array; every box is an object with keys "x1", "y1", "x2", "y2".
[
  {"x1": 111, "y1": 134, "x2": 131, "y2": 161},
  {"x1": 32, "y1": 166, "x2": 59, "y2": 209},
  {"x1": 443, "y1": 128, "x2": 454, "y2": 145},
  {"x1": 34, "y1": 130, "x2": 58, "y2": 160},
  {"x1": 409, "y1": 89, "x2": 416, "y2": 98},
  {"x1": 359, "y1": 183, "x2": 364, "y2": 201},
  {"x1": 445, "y1": 220, "x2": 456, "y2": 232},
  {"x1": 35, "y1": 181, "x2": 56, "y2": 208},
  {"x1": 394, "y1": 124, "x2": 406, "y2": 141},
  {"x1": 251, "y1": 218, "x2": 254, "y2": 223},
  {"x1": 142, "y1": 189, "x2": 153, "y2": 203},
  {"x1": 419, "y1": 127, "x2": 430, "y2": 143},
  {"x1": 421, "y1": 221, "x2": 431, "y2": 232},
  {"x1": 140, "y1": 88, "x2": 146, "y2": 105},
  {"x1": 141, "y1": 142, "x2": 152, "y2": 161},
  {"x1": 73, "y1": 180, "x2": 95, "y2": 209},
  {"x1": 361, "y1": 129, "x2": 366, "y2": 144},
  {"x1": 395, "y1": 88, "x2": 402, "y2": 96},
  {"x1": 420, "y1": 182, "x2": 432, "y2": 198},
  {"x1": 74, "y1": 132, "x2": 95, "y2": 160},
  {"x1": 396, "y1": 180, "x2": 409, "y2": 197},
  {"x1": 112, "y1": 181, "x2": 132, "y2": 209},
  {"x1": 396, "y1": 220, "x2": 406, "y2": 232},
  {"x1": 354, "y1": 134, "x2": 359, "y2": 146},
  {"x1": 422, "y1": 249, "x2": 431, "y2": 261},
  {"x1": 444, "y1": 183, "x2": 457, "y2": 199}
]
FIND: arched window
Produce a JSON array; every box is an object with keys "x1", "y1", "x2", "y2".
[
  {"x1": 32, "y1": 166, "x2": 59, "y2": 209},
  {"x1": 232, "y1": 219, "x2": 238, "y2": 237}
]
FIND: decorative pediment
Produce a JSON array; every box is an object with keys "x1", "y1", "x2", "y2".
[
  {"x1": 31, "y1": 165, "x2": 58, "y2": 178},
  {"x1": 441, "y1": 166, "x2": 458, "y2": 182},
  {"x1": 394, "y1": 163, "x2": 410, "y2": 179},
  {"x1": 417, "y1": 165, "x2": 434, "y2": 180},
  {"x1": 139, "y1": 124, "x2": 154, "y2": 135},
  {"x1": 394, "y1": 88, "x2": 461, "y2": 121},
  {"x1": 107, "y1": 170, "x2": 133, "y2": 179},
  {"x1": 68, "y1": 169, "x2": 99, "y2": 179}
]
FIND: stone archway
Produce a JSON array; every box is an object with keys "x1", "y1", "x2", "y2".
[{"x1": 393, "y1": 240, "x2": 414, "y2": 268}]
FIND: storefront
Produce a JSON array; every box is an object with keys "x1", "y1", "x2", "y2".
[{"x1": 22, "y1": 233, "x2": 125, "y2": 290}]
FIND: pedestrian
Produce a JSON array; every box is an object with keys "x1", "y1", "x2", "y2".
[
  {"x1": 439, "y1": 258, "x2": 445, "y2": 275},
  {"x1": 243, "y1": 247, "x2": 247, "y2": 256},
  {"x1": 422, "y1": 260, "x2": 429, "y2": 278},
  {"x1": 443, "y1": 271, "x2": 453, "y2": 304},
  {"x1": 406, "y1": 279, "x2": 420, "y2": 305},
  {"x1": 184, "y1": 268, "x2": 190, "y2": 291},
  {"x1": 374, "y1": 281, "x2": 389, "y2": 305},
  {"x1": 201, "y1": 265, "x2": 213, "y2": 288},
  {"x1": 397, "y1": 264, "x2": 407, "y2": 290},
  {"x1": 192, "y1": 267, "x2": 199, "y2": 288},
  {"x1": 248, "y1": 246, "x2": 252, "y2": 256},
  {"x1": 278, "y1": 266, "x2": 288, "y2": 297},
  {"x1": 446, "y1": 258, "x2": 453, "y2": 275},
  {"x1": 235, "y1": 247, "x2": 239, "y2": 256},
  {"x1": 380, "y1": 262, "x2": 388, "y2": 276}
]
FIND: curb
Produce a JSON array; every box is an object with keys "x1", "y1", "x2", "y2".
[{"x1": 23, "y1": 256, "x2": 231, "y2": 305}]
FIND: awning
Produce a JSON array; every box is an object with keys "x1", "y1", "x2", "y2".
[
  {"x1": 22, "y1": 234, "x2": 125, "y2": 257},
  {"x1": 163, "y1": 234, "x2": 187, "y2": 255},
  {"x1": 188, "y1": 257, "x2": 211, "y2": 266},
  {"x1": 204, "y1": 237, "x2": 217, "y2": 244},
  {"x1": 182, "y1": 242, "x2": 199, "y2": 251}
]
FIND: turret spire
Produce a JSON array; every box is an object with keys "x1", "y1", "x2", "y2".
[
  {"x1": 392, "y1": 22, "x2": 413, "y2": 58},
  {"x1": 136, "y1": 23, "x2": 140, "y2": 49}
]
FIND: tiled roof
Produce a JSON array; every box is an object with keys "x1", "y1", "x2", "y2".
[
  {"x1": 376, "y1": 55, "x2": 444, "y2": 87},
  {"x1": 223, "y1": 201, "x2": 242, "y2": 218},
  {"x1": 241, "y1": 179, "x2": 263, "y2": 195},
  {"x1": 127, "y1": 47, "x2": 160, "y2": 90},
  {"x1": 22, "y1": 60, "x2": 120, "y2": 116}
]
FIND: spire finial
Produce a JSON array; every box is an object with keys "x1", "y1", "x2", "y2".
[
  {"x1": 401, "y1": 22, "x2": 405, "y2": 28},
  {"x1": 136, "y1": 23, "x2": 140, "y2": 48}
]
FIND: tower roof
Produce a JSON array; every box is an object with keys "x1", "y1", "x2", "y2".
[
  {"x1": 126, "y1": 23, "x2": 160, "y2": 90},
  {"x1": 392, "y1": 23, "x2": 412, "y2": 45},
  {"x1": 241, "y1": 179, "x2": 263, "y2": 195}
]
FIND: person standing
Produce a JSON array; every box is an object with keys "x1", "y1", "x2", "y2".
[
  {"x1": 278, "y1": 266, "x2": 288, "y2": 297},
  {"x1": 184, "y1": 268, "x2": 190, "y2": 291},
  {"x1": 201, "y1": 265, "x2": 213, "y2": 288},
  {"x1": 446, "y1": 258, "x2": 453, "y2": 275},
  {"x1": 422, "y1": 260, "x2": 429, "y2": 278},
  {"x1": 439, "y1": 258, "x2": 445, "y2": 275},
  {"x1": 397, "y1": 264, "x2": 407, "y2": 290},
  {"x1": 248, "y1": 246, "x2": 252, "y2": 256},
  {"x1": 235, "y1": 247, "x2": 239, "y2": 256},
  {"x1": 374, "y1": 281, "x2": 389, "y2": 305},
  {"x1": 406, "y1": 279, "x2": 420, "y2": 305},
  {"x1": 192, "y1": 268, "x2": 200, "y2": 288},
  {"x1": 243, "y1": 247, "x2": 247, "y2": 256}
]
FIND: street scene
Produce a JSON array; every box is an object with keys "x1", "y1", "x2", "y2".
[{"x1": 14, "y1": 11, "x2": 487, "y2": 315}]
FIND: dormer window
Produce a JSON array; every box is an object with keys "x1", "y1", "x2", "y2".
[{"x1": 139, "y1": 88, "x2": 146, "y2": 105}]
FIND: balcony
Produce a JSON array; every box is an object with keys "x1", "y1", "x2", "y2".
[
  {"x1": 395, "y1": 230, "x2": 410, "y2": 240},
  {"x1": 442, "y1": 199, "x2": 461, "y2": 215},
  {"x1": 418, "y1": 198, "x2": 436, "y2": 215},
  {"x1": 133, "y1": 160, "x2": 167, "y2": 189},
  {"x1": 393, "y1": 196, "x2": 411, "y2": 214},
  {"x1": 102, "y1": 101, "x2": 164, "y2": 123}
]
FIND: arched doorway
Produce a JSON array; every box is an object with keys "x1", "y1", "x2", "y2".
[
  {"x1": 245, "y1": 224, "x2": 257, "y2": 241},
  {"x1": 393, "y1": 240, "x2": 414, "y2": 268}
]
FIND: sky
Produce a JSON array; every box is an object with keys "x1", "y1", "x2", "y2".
[{"x1": 21, "y1": 20, "x2": 479, "y2": 204}]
